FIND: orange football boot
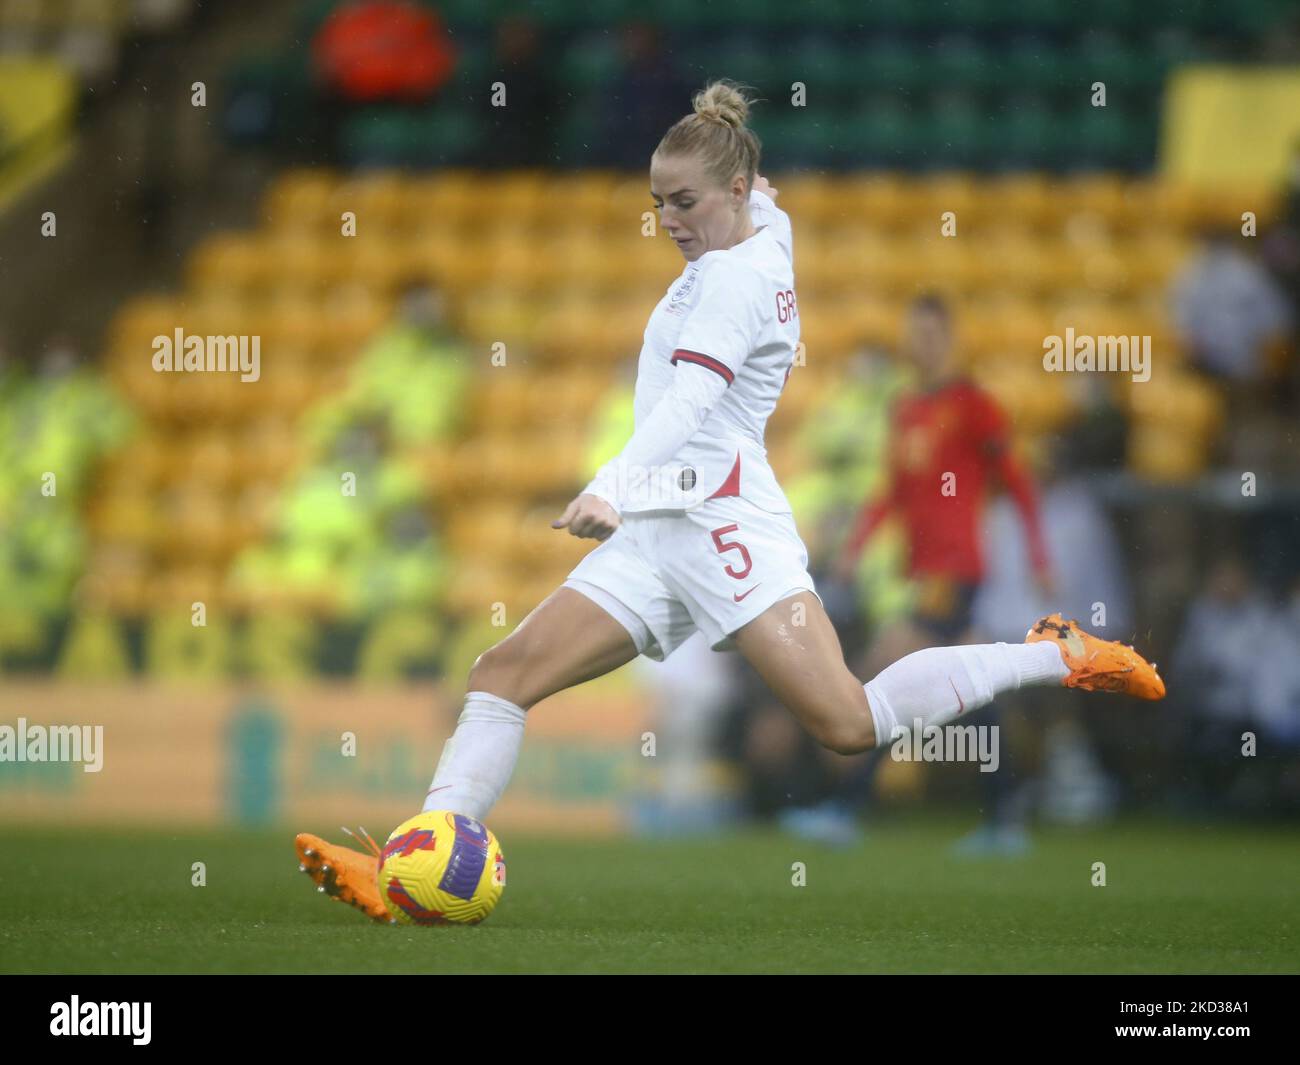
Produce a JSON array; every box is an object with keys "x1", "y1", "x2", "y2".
[
  {"x1": 296, "y1": 827, "x2": 395, "y2": 924},
  {"x1": 1025, "y1": 613, "x2": 1166, "y2": 700}
]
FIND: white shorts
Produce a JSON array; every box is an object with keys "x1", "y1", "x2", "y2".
[{"x1": 563, "y1": 496, "x2": 822, "y2": 661}]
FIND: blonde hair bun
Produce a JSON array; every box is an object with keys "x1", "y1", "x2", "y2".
[{"x1": 692, "y1": 80, "x2": 752, "y2": 129}]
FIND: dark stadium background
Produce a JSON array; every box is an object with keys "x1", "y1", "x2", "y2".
[{"x1": 0, "y1": 0, "x2": 1297, "y2": 976}]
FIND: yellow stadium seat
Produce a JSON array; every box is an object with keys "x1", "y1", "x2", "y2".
[
  {"x1": 458, "y1": 284, "x2": 542, "y2": 351},
  {"x1": 65, "y1": 0, "x2": 129, "y2": 31},
  {"x1": 1128, "y1": 423, "x2": 1209, "y2": 482},
  {"x1": 842, "y1": 173, "x2": 914, "y2": 229},
  {"x1": 779, "y1": 173, "x2": 839, "y2": 230},
  {"x1": 332, "y1": 172, "x2": 407, "y2": 234},
  {"x1": 485, "y1": 170, "x2": 548, "y2": 221},
  {"x1": 428, "y1": 169, "x2": 499, "y2": 227},
  {"x1": 975, "y1": 366, "x2": 1075, "y2": 434},
  {"x1": 1059, "y1": 173, "x2": 1129, "y2": 224},
  {"x1": 262, "y1": 169, "x2": 340, "y2": 231},
  {"x1": 984, "y1": 173, "x2": 1056, "y2": 229},
  {"x1": 981, "y1": 227, "x2": 1056, "y2": 296},
  {"x1": 1127, "y1": 371, "x2": 1224, "y2": 437},
  {"x1": 109, "y1": 294, "x2": 184, "y2": 352},
  {"x1": 187, "y1": 233, "x2": 274, "y2": 295},
  {"x1": 914, "y1": 172, "x2": 982, "y2": 228}
]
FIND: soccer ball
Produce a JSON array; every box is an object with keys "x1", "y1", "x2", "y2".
[{"x1": 377, "y1": 810, "x2": 506, "y2": 925}]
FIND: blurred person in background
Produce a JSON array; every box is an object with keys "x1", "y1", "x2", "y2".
[
  {"x1": 718, "y1": 663, "x2": 844, "y2": 825},
  {"x1": 1253, "y1": 573, "x2": 1300, "y2": 814},
  {"x1": 973, "y1": 430, "x2": 1135, "y2": 839},
  {"x1": 1261, "y1": 138, "x2": 1300, "y2": 329},
  {"x1": 312, "y1": 0, "x2": 456, "y2": 103},
  {"x1": 832, "y1": 293, "x2": 1054, "y2": 635},
  {"x1": 629, "y1": 631, "x2": 741, "y2": 835},
  {"x1": 595, "y1": 22, "x2": 690, "y2": 171},
  {"x1": 773, "y1": 293, "x2": 1053, "y2": 847},
  {"x1": 475, "y1": 14, "x2": 558, "y2": 169},
  {"x1": 1260, "y1": 136, "x2": 1300, "y2": 421},
  {"x1": 0, "y1": 336, "x2": 133, "y2": 626},
  {"x1": 309, "y1": 0, "x2": 457, "y2": 162},
  {"x1": 786, "y1": 343, "x2": 914, "y2": 635},
  {"x1": 1171, "y1": 225, "x2": 1293, "y2": 429},
  {"x1": 303, "y1": 281, "x2": 470, "y2": 454},
  {"x1": 1170, "y1": 555, "x2": 1300, "y2": 816},
  {"x1": 230, "y1": 282, "x2": 467, "y2": 622}
]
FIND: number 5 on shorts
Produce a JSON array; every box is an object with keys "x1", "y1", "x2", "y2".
[{"x1": 710, "y1": 523, "x2": 753, "y2": 580}]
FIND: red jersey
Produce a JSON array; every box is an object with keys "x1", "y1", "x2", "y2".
[{"x1": 842, "y1": 377, "x2": 1047, "y2": 582}]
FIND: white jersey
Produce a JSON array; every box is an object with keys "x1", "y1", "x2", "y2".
[{"x1": 586, "y1": 188, "x2": 801, "y2": 515}]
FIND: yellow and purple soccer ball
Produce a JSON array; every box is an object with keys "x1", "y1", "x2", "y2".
[{"x1": 377, "y1": 811, "x2": 506, "y2": 925}]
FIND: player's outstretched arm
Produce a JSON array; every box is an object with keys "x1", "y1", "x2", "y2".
[{"x1": 561, "y1": 358, "x2": 733, "y2": 536}]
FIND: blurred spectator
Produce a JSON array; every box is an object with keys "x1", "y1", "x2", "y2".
[
  {"x1": 230, "y1": 284, "x2": 468, "y2": 621},
  {"x1": 312, "y1": 1, "x2": 455, "y2": 104},
  {"x1": 303, "y1": 282, "x2": 470, "y2": 454},
  {"x1": 972, "y1": 432, "x2": 1134, "y2": 835},
  {"x1": 0, "y1": 337, "x2": 133, "y2": 622},
  {"x1": 719, "y1": 661, "x2": 851, "y2": 827},
  {"x1": 304, "y1": 1, "x2": 456, "y2": 163},
  {"x1": 785, "y1": 346, "x2": 914, "y2": 641},
  {"x1": 833, "y1": 295, "x2": 1053, "y2": 612},
  {"x1": 594, "y1": 22, "x2": 689, "y2": 169},
  {"x1": 1170, "y1": 227, "x2": 1292, "y2": 388},
  {"x1": 1260, "y1": 136, "x2": 1300, "y2": 413},
  {"x1": 974, "y1": 435, "x2": 1133, "y2": 642},
  {"x1": 759, "y1": 296, "x2": 1056, "y2": 848},
  {"x1": 475, "y1": 15, "x2": 557, "y2": 168},
  {"x1": 629, "y1": 631, "x2": 740, "y2": 835},
  {"x1": 1171, "y1": 555, "x2": 1274, "y2": 725},
  {"x1": 582, "y1": 361, "x2": 635, "y2": 479},
  {"x1": 1255, "y1": 574, "x2": 1300, "y2": 747},
  {"x1": 1260, "y1": 136, "x2": 1300, "y2": 330},
  {"x1": 1170, "y1": 556, "x2": 1300, "y2": 815}
]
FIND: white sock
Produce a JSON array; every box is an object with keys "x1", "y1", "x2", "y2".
[
  {"x1": 865, "y1": 641, "x2": 1067, "y2": 748},
  {"x1": 422, "y1": 691, "x2": 527, "y2": 819}
]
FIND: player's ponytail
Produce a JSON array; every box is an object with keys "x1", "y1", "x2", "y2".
[{"x1": 656, "y1": 79, "x2": 762, "y2": 192}]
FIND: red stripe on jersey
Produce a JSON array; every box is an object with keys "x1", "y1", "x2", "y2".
[
  {"x1": 671, "y1": 349, "x2": 734, "y2": 385},
  {"x1": 707, "y1": 452, "x2": 742, "y2": 500}
]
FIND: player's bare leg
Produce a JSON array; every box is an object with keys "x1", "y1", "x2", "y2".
[
  {"x1": 787, "y1": 616, "x2": 971, "y2": 844},
  {"x1": 462, "y1": 586, "x2": 640, "y2": 711},
  {"x1": 295, "y1": 586, "x2": 638, "y2": 920},
  {"x1": 733, "y1": 593, "x2": 1164, "y2": 757},
  {"x1": 731, "y1": 592, "x2": 879, "y2": 754}
]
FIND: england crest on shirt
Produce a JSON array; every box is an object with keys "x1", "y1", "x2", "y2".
[{"x1": 670, "y1": 265, "x2": 700, "y2": 303}]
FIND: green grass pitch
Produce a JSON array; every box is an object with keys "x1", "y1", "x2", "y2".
[{"x1": 1, "y1": 817, "x2": 1297, "y2": 973}]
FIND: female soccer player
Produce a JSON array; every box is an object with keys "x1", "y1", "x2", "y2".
[{"x1": 297, "y1": 81, "x2": 1164, "y2": 920}]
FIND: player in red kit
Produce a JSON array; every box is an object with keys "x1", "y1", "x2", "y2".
[
  {"x1": 835, "y1": 292, "x2": 1052, "y2": 658},
  {"x1": 788, "y1": 293, "x2": 1055, "y2": 850}
]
